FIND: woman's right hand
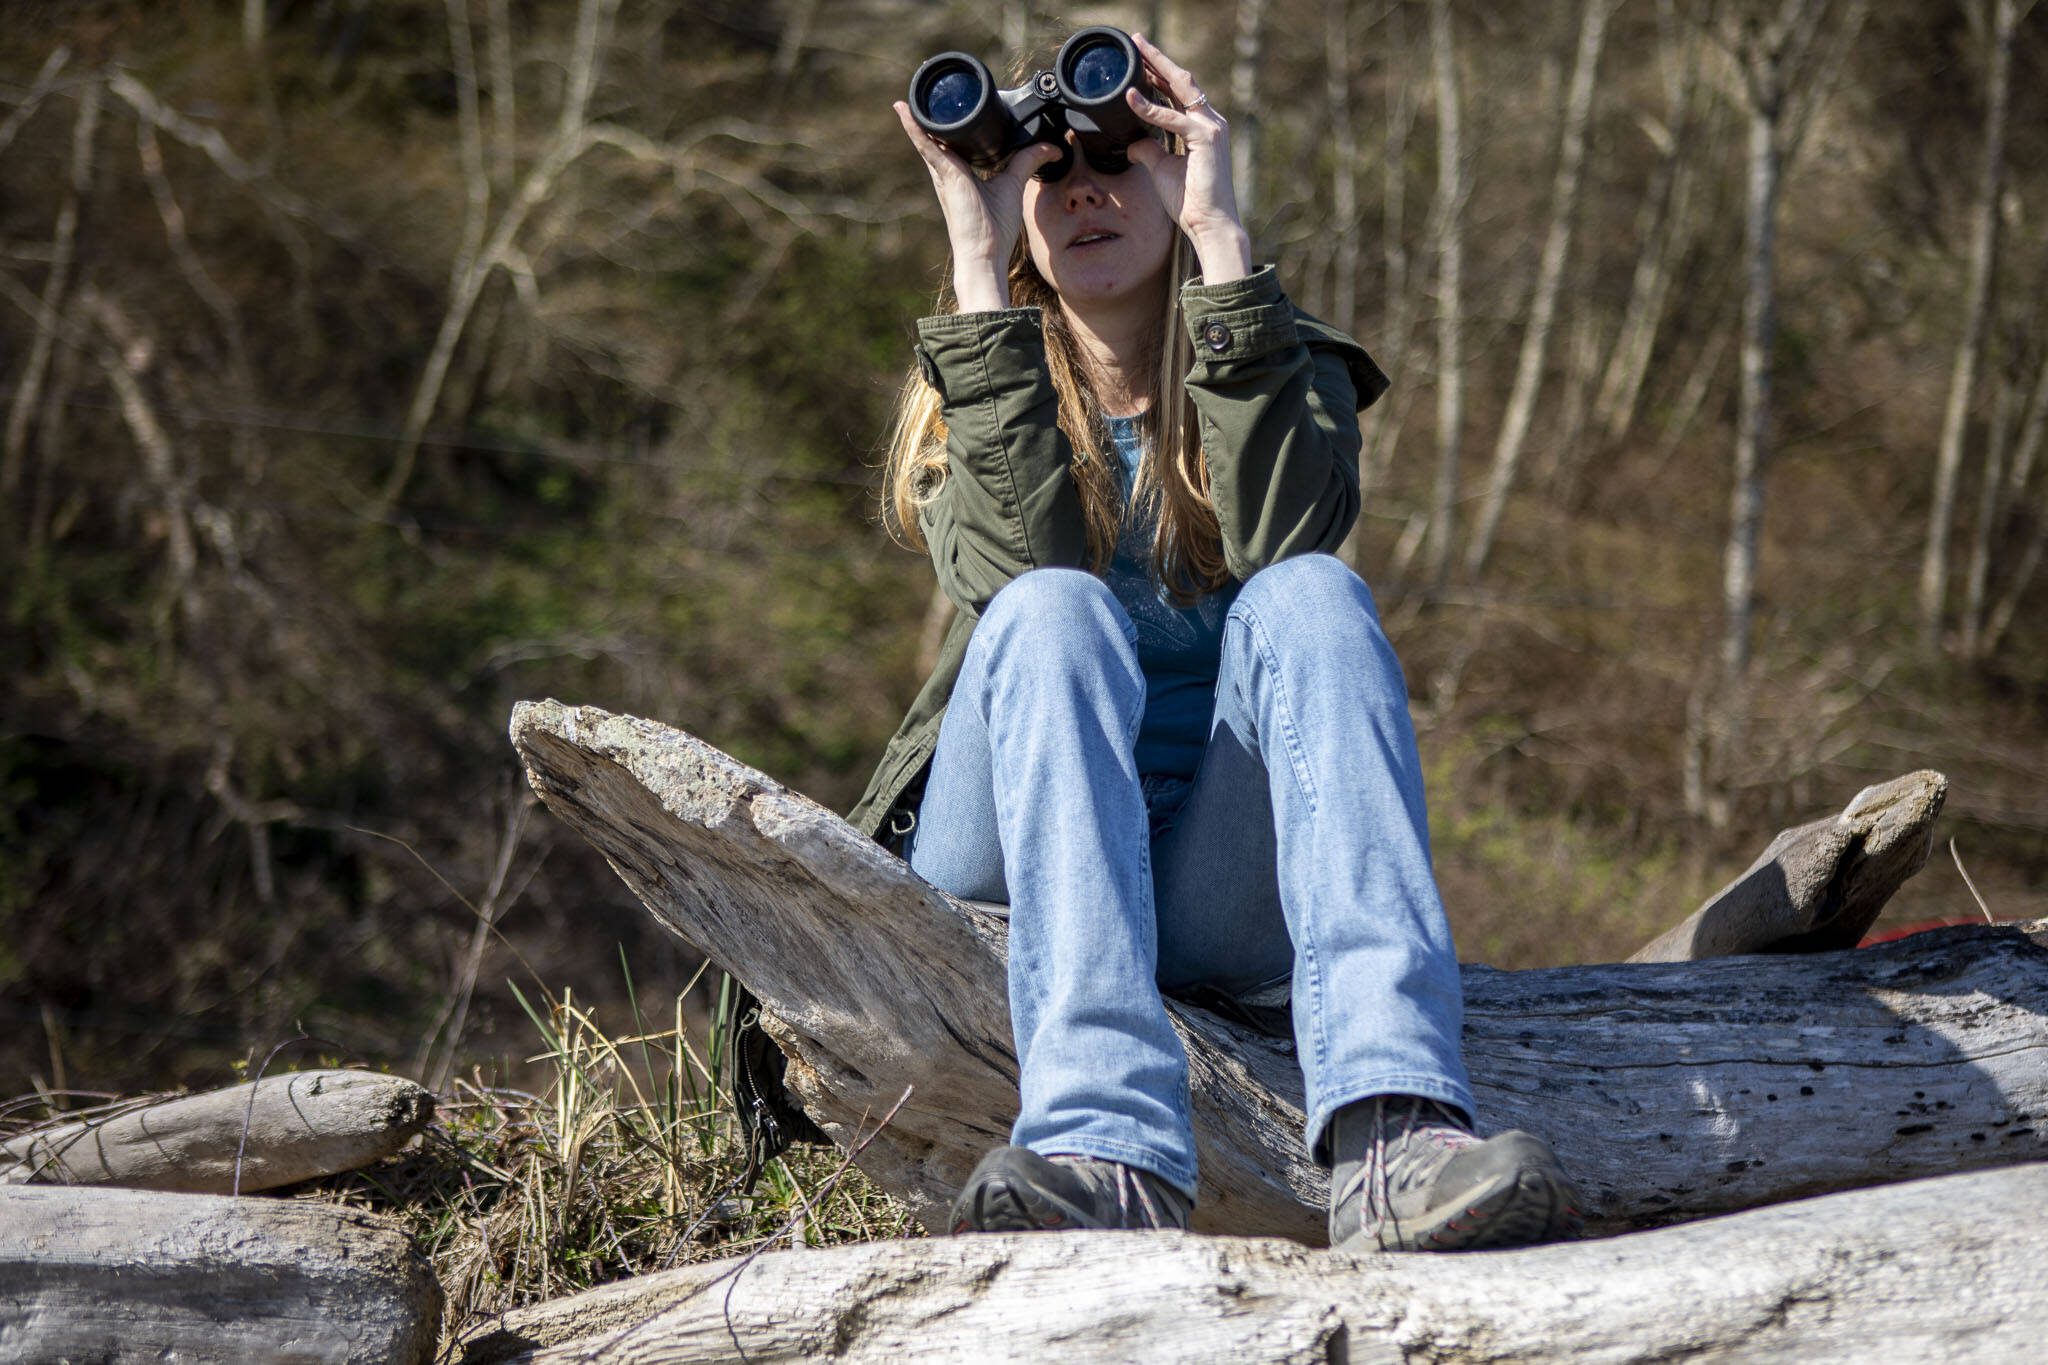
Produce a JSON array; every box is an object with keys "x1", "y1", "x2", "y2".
[{"x1": 893, "y1": 102, "x2": 1062, "y2": 313}]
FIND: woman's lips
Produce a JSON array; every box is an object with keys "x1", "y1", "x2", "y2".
[{"x1": 1068, "y1": 231, "x2": 1121, "y2": 251}]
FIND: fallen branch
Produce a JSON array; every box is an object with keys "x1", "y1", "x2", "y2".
[
  {"x1": 1631, "y1": 768, "x2": 1946, "y2": 960},
  {"x1": 1, "y1": 1069, "x2": 433, "y2": 1193},
  {"x1": 509, "y1": 702, "x2": 2048, "y2": 1241}
]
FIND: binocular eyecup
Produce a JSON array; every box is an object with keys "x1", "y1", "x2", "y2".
[{"x1": 909, "y1": 27, "x2": 1149, "y2": 181}]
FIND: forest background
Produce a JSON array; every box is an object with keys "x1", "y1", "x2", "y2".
[{"x1": 2, "y1": 0, "x2": 2044, "y2": 1100}]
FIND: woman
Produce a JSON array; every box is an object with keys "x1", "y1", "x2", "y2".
[{"x1": 853, "y1": 31, "x2": 1578, "y2": 1253}]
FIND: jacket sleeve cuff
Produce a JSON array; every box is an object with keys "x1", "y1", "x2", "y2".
[
  {"x1": 912, "y1": 308, "x2": 1044, "y2": 401},
  {"x1": 1181, "y1": 265, "x2": 1297, "y2": 362}
]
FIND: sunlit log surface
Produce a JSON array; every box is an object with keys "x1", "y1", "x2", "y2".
[
  {"x1": 460, "y1": 1164, "x2": 2048, "y2": 1365},
  {"x1": 512, "y1": 700, "x2": 2048, "y2": 1242}
]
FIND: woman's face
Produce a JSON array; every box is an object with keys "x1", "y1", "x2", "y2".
[{"x1": 1020, "y1": 153, "x2": 1176, "y2": 315}]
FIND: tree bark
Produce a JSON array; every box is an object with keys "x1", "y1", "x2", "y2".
[
  {"x1": 459, "y1": 1165, "x2": 2048, "y2": 1365},
  {"x1": 1918, "y1": 0, "x2": 2026, "y2": 651},
  {"x1": 510, "y1": 701, "x2": 2048, "y2": 1245},
  {"x1": 1, "y1": 1070, "x2": 434, "y2": 1193},
  {"x1": 1465, "y1": 0, "x2": 1614, "y2": 580},
  {"x1": 0, "y1": 1185, "x2": 442, "y2": 1363}
]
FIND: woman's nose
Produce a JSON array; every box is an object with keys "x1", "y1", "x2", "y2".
[{"x1": 1063, "y1": 167, "x2": 1106, "y2": 211}]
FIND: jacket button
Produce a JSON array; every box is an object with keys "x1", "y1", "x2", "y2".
[{"x1": 1203, "y1": 321, "x2": 1231, "y2": 353}]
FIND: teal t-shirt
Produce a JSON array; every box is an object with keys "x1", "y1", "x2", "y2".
[{"x1": 1103, "y1": 415, "x2": 1241, "y2": 782}]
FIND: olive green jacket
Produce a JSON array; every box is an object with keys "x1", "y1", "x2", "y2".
[{"x1": 847, "y1": 265, "x2": 1388, "y2": 848}]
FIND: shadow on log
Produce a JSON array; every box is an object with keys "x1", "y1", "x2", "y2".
[
  {"x1": 510, "y1": 701, "x2": 2048, "y2": 1240},
  {"x1": 459, "y1": 1164, "x2": 2048, "y2": 1364}
]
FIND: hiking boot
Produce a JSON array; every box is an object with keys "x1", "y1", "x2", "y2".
[
  {"x1": 948, "y1": 1146, "x2": 1193, "y2": 1233},
  {"x1": 1327, "y1": 1095, "x2": 1582, "y2": 1253}
]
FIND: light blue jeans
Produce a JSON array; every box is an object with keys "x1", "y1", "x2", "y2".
[{"x1": 905, "y1": 555, "x2": 1473, "y2": 1199}]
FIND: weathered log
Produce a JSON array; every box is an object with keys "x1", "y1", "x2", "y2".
[
  {"x1": 0, "y1": 1184, "x2": 442, "y2": 1363},
  {"x1": 509, "y1": 701, "x2": 2048, "y2": 1241},
  {"x1": 1631, "y1": 769, "x2": 1948, "y2": 961},
  {"x1": 461, "y1": 1164, "x2": 2048, "y2": 1365},
  {"x1": 0, "y1": 1069, "x2": 433, "y2": 1193}
]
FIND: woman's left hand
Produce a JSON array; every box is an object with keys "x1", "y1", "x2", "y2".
[{"x1": 1124, "y1": 33, "x2": 1252, "y2": 284}]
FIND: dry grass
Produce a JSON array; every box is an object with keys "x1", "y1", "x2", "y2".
[{"x1": 303, "y1": 968, "x2": 918, "y2": 1342}]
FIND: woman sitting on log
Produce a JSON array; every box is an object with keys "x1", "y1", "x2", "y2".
[{"x1": 853, "y1": 28, "x2": 1579, "y2": 1252}]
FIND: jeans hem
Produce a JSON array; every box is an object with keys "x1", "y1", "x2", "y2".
[
  {"x1": 1305, "y1": 1071, "x2": 1478, "y2": 1165},
  {"x1": 1025, "y1": 1134, "x2": 1199, "y2": 1201}
]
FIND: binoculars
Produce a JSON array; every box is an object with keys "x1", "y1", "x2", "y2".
[{"x1": 909, "y1": 27, "x2": 1149, "y2": 181}]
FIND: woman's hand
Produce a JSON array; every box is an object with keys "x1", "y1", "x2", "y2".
[
  {"x1": 1123, "y1": 33, "x2": 1252, "y2": 285},
  {"x1": 893, "y1": 101, "x2": 1063, "y2": 313}
]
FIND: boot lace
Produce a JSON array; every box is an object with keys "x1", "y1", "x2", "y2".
[{"x1": 1337, "y1": 1096, "x2": 1478, "y2": 1247}]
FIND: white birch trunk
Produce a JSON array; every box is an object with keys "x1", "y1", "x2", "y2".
[
  {"x1": 1465, "y1": 0, "x2": 1614, "y2": 580},
  {"x1": 1916, "y1": 0, "x2": 2021, "y2": 650}
]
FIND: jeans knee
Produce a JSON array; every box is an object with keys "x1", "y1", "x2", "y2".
[
  {"x1": 982, "y1": 568, "x2": 1136, "y2": 654},
  {"x1": 1233, "y1": 554, "x2": 1377, "y2": 624}
]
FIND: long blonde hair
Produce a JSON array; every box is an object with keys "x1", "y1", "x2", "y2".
[{"x1": 881, "y1": 70, "x2": 1230, "y2": 604}]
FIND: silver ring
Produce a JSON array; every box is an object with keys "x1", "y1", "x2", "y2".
[{"x1": 1189, "y1": 93, "x2": 1211, "y2": 109}]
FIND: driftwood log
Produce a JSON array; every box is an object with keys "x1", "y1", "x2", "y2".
[
  {"x1": 510, "y1": 701, "x2": 2048, "y2": 1240},
  {"x1": 460, "y1": 1164, "x2": 2048, "y2": 1364},
  {"x1": 0, "y1": 1185, "x2": 442, "y2": 1363},
  {"x1": 1631, "y1": 769, "x2": 1947, "y2": 961},
  {"x1": 0, "y1": 1069, "x2": 434, "y2": 1193}
]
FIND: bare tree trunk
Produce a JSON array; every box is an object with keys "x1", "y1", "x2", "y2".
[
  {"x1": 378, "y1": 0, "x2": 618, "y2": 511},
  {"x1": 1325, "y1": 2, "x2": 1360, "y2": 337},
  {"x1": 83, "y1": 291, "x2": 202, "y2": 629},
  {"x1": 1466, "y1": 0, "x2": 1614, "y2": 580},
  {"x1": 1917, "y1": 0, "x2": 2026, "y2": 651},
  {"x1": 1593, "y1": 22, "x2": 1711, "y2": 446},
  {"x1": 1960, "y1": 367, "x2": 2018, "y2": 656},
  {"x1": 1424, "y1": 0, "x2": 1464, "y2": 592},
  {"x1": 3, "y1": 72, "x2": 100, "y2": 495},
  {"x1": 1357, "y1": 2, "x2": 1419, "y2": 509},
  {"x1": 1229, "y1": 0, "x2": 1269, "y2": 233},
  {"x1": 486, "y1": 0, "x2": 518, "y2": 188},
  {"x1": 2003, "y1": 330, "x2": 2048, "y2": 506},
  {"x1": 0, "y1": 46, "x2": 70, "y2": 163},
  {"x1": 1983, "y1": 485, "x2": 2046, "y2": 655},
  {"x1": 1711, "y1": 0, "x2": 1857, "y2": 824}
]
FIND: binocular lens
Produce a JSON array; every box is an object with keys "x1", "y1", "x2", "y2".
[
  {"x1": 1065, "y1": 40, "x2": 1130, "y2": 102},
  {"x1": 917, "y1": 64, "x2": 985, "y2": 126}
]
